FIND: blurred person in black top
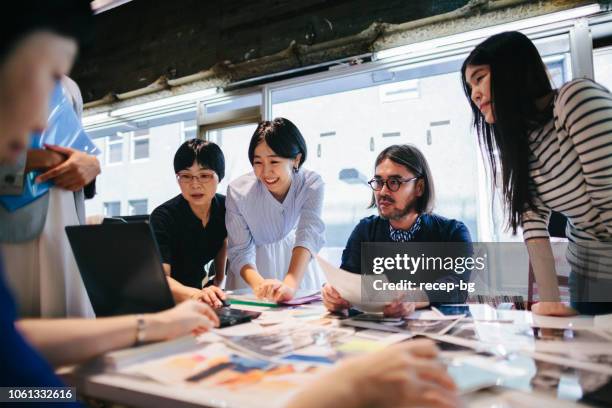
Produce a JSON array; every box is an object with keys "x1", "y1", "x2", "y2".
[{"x1": 150, "y1": 139, "x2": 228, "y2": 307}]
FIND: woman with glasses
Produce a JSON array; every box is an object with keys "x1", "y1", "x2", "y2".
[
  {"x1": 462, "y1": 32, "x2": 612, "y2": 316},
  {"x1": 225, "y1": 118, "x2": 325, "y2": 301},
  {"x1": 322, "y1": 144, "x2": 472, "y2": 316},
  {"x1": 150, "y1": 139, "x2": 228, "y2": 307}
]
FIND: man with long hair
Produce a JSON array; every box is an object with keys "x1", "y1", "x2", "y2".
[{"x1": 322, "y1": 144, "x2": 472, "y2": 316}]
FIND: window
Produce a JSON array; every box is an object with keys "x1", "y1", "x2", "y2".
[
  {"x1": 131, "y1": 128, "x2": 150, "y2": 161},
  {"x1": 128, "y1": 199, "x2": 148, "y2": 215},
  {"x1": 181, "y1": 119, "x2": 197, "y2": 142},
  {"x1": 81, "y1": 11, "x2": 592, "y2": 248},
  {"x1": 594, "y1": 45, "x2": 612, "y2": 91},
  {"x1": 106, "y1": 133, "x2": 124, "y2": 164},
  {"x1": 207, "y1": 123, "x2": 258, "y2": 194},
  {"x1": 269, "y1": 31, "x2": 572, "y2": 261},
  {"x1": 85, "y1": 117, "x2": 195, "y2": 219},
  {"x1": 103, "y1": 201, "x2": 121, "y2": 217},
  {"x1": 271, "y1": 64, "x2": 480, "y2": 262}
]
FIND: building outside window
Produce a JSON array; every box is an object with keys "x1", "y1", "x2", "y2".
[
  {"x1": 82, "y1": 13, "x2": 593, "y2": 264},
  {"x1": 86, "y1": 116, "x2": 196, "y2": 220},
  {"x1": 181, "y1": 119, "x2": 198, "y2": 143},
  {"x1": 128, "y1": 199, "x2": 148, "y2": 215},
  {"x1": 103, "y1": 201, "x2": 121, "y2": 217},
  {"x1": 131, "y1": 128, "x2": 150, "y2": 161},
  {"x1": 106, "y1": 132, "x2": 124, "y2": 164}
]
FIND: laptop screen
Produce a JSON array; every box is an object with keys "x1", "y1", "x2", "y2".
[{"x1": 66, "y1": 223, "x2": 175, "y2": 317}]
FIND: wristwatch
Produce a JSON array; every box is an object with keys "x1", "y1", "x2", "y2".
[{"x1": 135, "y1": 314, "x2": 147, "y2": 346}]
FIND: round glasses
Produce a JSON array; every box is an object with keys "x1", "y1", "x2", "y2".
[
  {"x1": 368, "y1": 176, "x2": 419, "y2": 192},
  {"x1": 176, "y1": 173, "x2": 215, "y2": 185}
]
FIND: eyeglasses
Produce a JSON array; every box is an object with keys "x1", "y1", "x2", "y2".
[
  {"x1": 176, "y1": 173, "x2": 215, "y2": 185},
  {"x1": 368, "y1": 176, "x2": 419, "y2": 192}
]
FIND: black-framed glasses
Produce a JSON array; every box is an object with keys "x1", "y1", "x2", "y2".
[
  {"x1": 176, "y1": 173, "x2": 215, "y2": 185},
  {"x1": 368, "y1": 176, "x2": 419, "y2": 192}
]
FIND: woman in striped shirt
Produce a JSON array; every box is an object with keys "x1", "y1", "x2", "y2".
[{"x1": 461, "y1": 31, "x2": 612, "y2": 315}]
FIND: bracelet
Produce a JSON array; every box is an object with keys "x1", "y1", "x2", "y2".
[{"x1": 135, "y1": 314, "x2": 146, "y2": 346}]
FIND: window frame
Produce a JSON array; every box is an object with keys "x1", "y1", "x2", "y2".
[
  {"x1": 128, "y1": 199, "x2": 148, "y2": 216},
  {"x1": 130, "y1": 129, "x2": 151, "y2": 162},
  {"x1": 82, "y1": 8, "x2": 604, "y2": 243},
  {"x1": 181, "y1": 119, "x2": 198, "y2": 142},
  {"x1": 105, "y1": 132, "x2": 125, "y2": 166},
  {"x1": 103, "y1": 201, "x2": 121, "y2": 217}
]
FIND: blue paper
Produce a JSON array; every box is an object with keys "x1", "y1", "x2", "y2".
[{"x1": 0, "y1": 82, "x2": 100, "y2": 212}]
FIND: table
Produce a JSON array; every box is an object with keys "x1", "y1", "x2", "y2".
[{"x1": 61, "y1": 304, "x2": 612, "y2": 408}]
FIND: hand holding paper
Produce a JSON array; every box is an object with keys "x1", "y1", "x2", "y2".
[{"x1": 36, "y1": 144, "x2": 100, "y2": 191}]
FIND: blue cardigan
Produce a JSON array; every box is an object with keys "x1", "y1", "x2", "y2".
[{"x1": 0, "y1": 254, "x2": 79, "y2": 406}]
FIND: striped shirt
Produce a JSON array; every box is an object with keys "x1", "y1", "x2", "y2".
[{"x1": 523, "y1": 79, "x2": 612, "y2": 276}]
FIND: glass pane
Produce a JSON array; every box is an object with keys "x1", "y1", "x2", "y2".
[
  {"x1": 103, "y1": 201, "x2": 121, "y2": 217},
  {"x1": 271, "y1": 38, "x2": 570, "y2": 258},
  {"x1": 108, "y1": 143, "x2": 123, "y2": 163},
  {"x1": 207, "y1": 123, "x2": 258, "y2": 194},
  {"x1": 272, "y1": 68, "x2": 479, "y2": 261},
  {"x1": 594, "y1": 46, "x2": 612, "y2": 91},
  {"x1": 128, "y1": 199, "x2": 148, "y2": 215},
  {"x1": 86, "y1": 116, "x2": 196, "y2": 219},
  {"x1": 133, "y1": 138, "x2": 149, "y2": 160},
  {"x1": 183, "y1": 119, "x2": 197, "y2": 128},
  {"x1": 183, "y1": 128, "x2": 197, "y2": 141}
]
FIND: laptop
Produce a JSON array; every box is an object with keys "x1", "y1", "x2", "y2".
[{"x1": 65, "y1": 223, "x2": 260, "y2": 326}]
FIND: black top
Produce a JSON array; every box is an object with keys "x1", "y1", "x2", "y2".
[{"x1": 150, "y1": 194, "x2": 227, "y2": 289}]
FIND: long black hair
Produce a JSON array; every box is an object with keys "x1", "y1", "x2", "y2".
[{"x1": 461, "y1": 31, "x2": 554, "y2": 233}]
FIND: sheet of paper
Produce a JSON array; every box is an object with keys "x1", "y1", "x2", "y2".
[
  {"x1": 335, "y1": 339, "x2": 386, "y2": 353},
  {"x1": 317, "y1": 256, "x2": 387, "y2": 313},
  {"x1": 103, "y1": 335, "x2": 199, "y2": 370}
]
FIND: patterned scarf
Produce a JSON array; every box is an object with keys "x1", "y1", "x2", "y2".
[{"x1": 389, "y1": 215, "x2": 422, "y2": 242}]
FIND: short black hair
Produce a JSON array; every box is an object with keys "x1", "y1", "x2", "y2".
[
  {"x1": 0, "y1": 0, "x2": 93, "y2": 64},
  {"x1": 248, "y1": 118, "x2": 307, "y2": 167},
  {"x1": 174, "y1": 139, "x2": 225, "y2": 181},
  {"x1": 369, "y1": 144, "x2": 436, "y2": 213}
]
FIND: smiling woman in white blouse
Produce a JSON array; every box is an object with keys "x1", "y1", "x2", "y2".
[{"x1": 225, "y1": 118, "x2": 325, "y2": 301}]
